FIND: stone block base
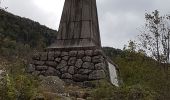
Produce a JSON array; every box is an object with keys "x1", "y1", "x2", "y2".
[{"x1": 28, "y1": 48, "x2": 108, "y2": 82}]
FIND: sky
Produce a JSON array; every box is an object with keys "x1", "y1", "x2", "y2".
[{"x1": 1, "y1": 0, "x2": 170, "y2": 49}]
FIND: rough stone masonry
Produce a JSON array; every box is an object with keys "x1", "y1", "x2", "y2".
[{"x1": 28, "y1": 0, "x2": 119, "y2": 86}]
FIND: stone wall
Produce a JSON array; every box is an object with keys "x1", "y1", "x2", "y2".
[{"x1": 28, "y1": 48, "x2": 108, "y2": 82}]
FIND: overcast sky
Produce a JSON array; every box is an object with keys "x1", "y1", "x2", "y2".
[{"x1": 1, "y1": 0, "x2": 170, "y2": 49}]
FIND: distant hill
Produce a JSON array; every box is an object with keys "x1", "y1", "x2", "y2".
[{"x1": 0, "y1": 9, "x2": 57, "y2": 48}]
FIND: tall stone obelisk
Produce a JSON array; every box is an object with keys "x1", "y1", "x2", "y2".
[
  {"x1": 29, "y1": 0, "x2": 119, "y2": 86},
  {"x1": 49, "y1": 0, "x2": 101, "y2": 48}
]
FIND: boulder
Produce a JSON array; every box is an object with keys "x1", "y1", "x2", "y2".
[
  {"x1": 89, "y1": 70, "x2": 106, "y2": 80},
  {"x1": 75, "y1": 59, "x2": 83, "y2": 68},
  {"x1": 82, "y1": 56, "x2": 91, "y2": 62},
  {"x1": 68, "y1": 57, "x2": 76, "y2": 65},
  {"x1": 82, "y1": 62, "x2": 94, "y2": 70}
]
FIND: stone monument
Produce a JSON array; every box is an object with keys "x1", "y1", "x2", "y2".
[{"x1": 28, "y1": 0, "x2": 119, "y2": 86}]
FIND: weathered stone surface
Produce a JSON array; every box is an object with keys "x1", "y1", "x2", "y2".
[
  {"x1": 82, "y1": 56, "x2": 91, "y2": 62},
  {"x1": 32, "y1": 71, "x2": 41, "y2": 76},
  {"x1": 39, "y1": 76, "x2": 65, "y2": 93},
  {"x1": 48, "y1": 52, "x2": 55, "y2": 60},
  {"x1": 61, "y1": 73, "x2": 72, "y2": 79},
  {"x1": 77, "y1": 50, "x2": 84, "y2": 58},
  {"x1": 46, "y1": 61, "x2": 57, "y2": 67},
  {"x1": 54, "y1": 51, "x2": 61, "y2": 57},
  {"x1": 85, "y1": 50, "x2": 93, "y2": 56},
  {"x1": 57, "y1": 60, "x2": 67, "y2": 69},
  {"x1": 61, "y1": 51, "x2": 69, "y2": 57},
  {"x1": 93, "y1": 49, "x2": 102, "y2": 55},
  {"x1": 27, "y1": 64, "x2": 35, "y2": 73},
  {"x1": 75, "y1": 59, "x2": 83, "y2": 68},
  {"x1": 69, "y1": 51, "x2": 77, "y2": 56},
  {"x1": 89, "y1": 70, "x2": 105, "y2": 80},
  {"x1": 60, "y1": 66, "x2": 69, "y2": 73},
  {"x1": 95, "y1": 63, "x2": 105, "y2": 70},
  {"x1": 40, "y1": 52, "x2": 48, "y2": 61},
  {"x1": 92, "y1": 55, "x2": 104, "y2": 63},
  {"x1": 62, "y1": 56, "x2": 69, "y2": 61},
  {"x1": 68, "y1": 57, "x2": 76, "y2": 65},
  {"x1": 45, "y1": 67, "x2": 58, "y2": 76},
  {"x1": 34, "y1": 61, "x2": 45, "y2": 65},
  {"x1": 68, "y1": 66, "x2": 74, "y2": 75},
  {"x1": 55, "y1": 58, "x2": 61, "y2": 63},
  {"x1": 78, "y1": 69, "x2": 92, "y2": 75},
  {"x1": 32, "y1": 52, "x2": 40, "y2": 60},
  {"x1": 36, "y1": 66, "x2": 48, "y2": 71},
  {"x1": 73, "y1": 74, "x2": 88, "y2": 82},
  {"x1": 82, "y1": 62, "x2": 94, "y2": 69}
]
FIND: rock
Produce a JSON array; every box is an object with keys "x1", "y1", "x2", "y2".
[
  {"x1": 27, "y1": 64, "x2": 35, "y2": 73},
  {"x1": 68, "y1": 66, "x2": 74, "y2": 75},
  {"x1": 57, "y1": 60, "x2": 67, "y2": 69},
  {"x1": 82, "y1": 56, "x2": 91, "y2": 62},
  {"x1": 61, "y1": 51, "x2": 69, "y2": 57},
  {"x1": 45, "y1": 67, "x2": 57, "y2": 76},
  {"x1": 77, "y1": 50, "x2": 84, "y2": 58},
  {"x1": 75, "y1": 59, "x2": 83, "y2": 68},
  {"x1": 93, "y1": 49, "x2": 102, "y2": 55},
  {"x1": 82, "y1": 62, "x2": 94, "y2": 69},
  {"x1": 46, "y1": 61, "x2": 57, "y2": 67},
  {"x1": 55, "y1": 58, "x2": 61, "y2": 63},
  {"x1": 73, "y1": 74, "x2": 88, "y2": 82},
  {"x1": 92, "y1": 55, "x2": 104, "y2": 63},
  {"x1": 32, "y1": 71, "x2": 41, "y2": 76},
  {"x1": 62, "y1": 56, "x2": 69, "y2": 61},
  {"x1": 60, "y1": 66, "x2": 69, "y2": 73},
  {"x1": 36, "y1": 66, "x2": 48, "y2": 71},
  {"x1": 69, "y1": 51, "x2": 77, "y2": 56},
  {"x1": 34, "y1": 61, "x2": 45, "y2": 65},
  {"x1": 85, "y1": 50, "x2": 93, "y2": 56},
  {"x1": 33, "y1": 94, "x2": 45, "y2": 100},
  {"x1": 89, "y1": 70, "x2": 106, "y2": 80},
  {"x1": 61, "y1": 73, "x2": 72, "y2": 79},
  {"x1": 39, "y1": 76, "x2": 65, "y2": 93},
  {"x1": 54, "y1": 51, "x2": 61, "y2": 57},
  {"x1": 48, "y1": 52, "x2": 55, "y2": 60},
  {"x1": 95, "y1": 63, "x2": 105, "y2": 70},
  {"x1": 32, "y1": 52, "x2": 40, "y2": 60},
  {"x1": 40, "y1": 52, "x2": 48, "y2": 61},
  {"x1": 68, "y1": 57, "x2": 76, "y2": 65},
  {"x1": 78, "y1": 69, "x2": 92, "y2": 75}
]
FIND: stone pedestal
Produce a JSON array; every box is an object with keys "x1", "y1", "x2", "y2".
[{"x1": 28, "y1": 48, "x2": 109, "y2": 82}]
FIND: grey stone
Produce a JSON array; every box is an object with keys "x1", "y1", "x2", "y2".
[
  {"x1": 78, "y1": 69, "x2": 92, "y2": 74},
  {"x1": 54, "y1": 51, "x2": 61, "y2": 57},
  {"x1": 73, "y1": 74, "x2": 88, "y2": 82},
  {"x1": 92, "y1": 55, "x2": 104, "y2": 63},
  {"x1": 82, "y1": 62, "x2": 94, "y2": 69},
  {"x1": 69, "y1": 51, "x2": 77, "y2": 56},
  {"x1": 75, "y1": 59, "x2": 83, "y2": 68},
  {"x1": 27, "y1": 64, "x2": 35, "y2": 73},
  {"x1": 55, "y1": 58, "x2": 61, "y2": 63},
  {"x1": 40, "y1": 52, "x2": 48, "y2": 61},
  {"x1": 32, "y1": 52, "x2": 40, "y2": 60},
  {"x1": 34, "y1": 61, "x2": 45, "y2": 65},
  {"x1": 36, "y1": 66, "x2": 48, "y2": 71},
  {"x1": 57, "y1": 60, "x2": 67, "y2": 69},
  {"x1": 82, "y1": 56, "x2": 91, "y2": 62},
  {"x1": 60, "y1": 66, "x2": 69, "y2": 73},
  {"x1": 45, "y1": 67, "x2": 58, "y2": 76},
  {"x1": 39, "y1": 76, "x2": 65, "y2": 93},
  {"x1": 93, "y1": 49, "x2": 102, "y2": 55},
  {"x1": 77, "y1": 50, "x2": 84, "y2": 58},
  {"x1": 61, "y1": 73, "x2": 72, "y2": 79},
  {"x1": 89, "y1": 70, "x2": 106, "y2": 80},
  {"x1": 48, "y1": 52, "x2": 55, "y2": 60},
  {"x1": 68, "y1": 57, "x2": 76, "y2": 65},
  {"x1": 95, "y1": 63, "x2": 105, "y2": 70},
  {"x1": 61, "y1": 51, "x2": 69, "y2": 57},
  {"x1": 46, "y1": 61, "x2": 57, "y2": 67},
  {"x1": 68, "y1": 66, "x2": 74, "y2": 75},
  {"x1": 32, "y1": 71, "x2": 40, "y2": 76},
  {"x1": 62, "y1": 56, "x2": 69, "y2": 60},
  {"x1": 85, "y1": 50, "x2": 93, "y2": 56}
]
